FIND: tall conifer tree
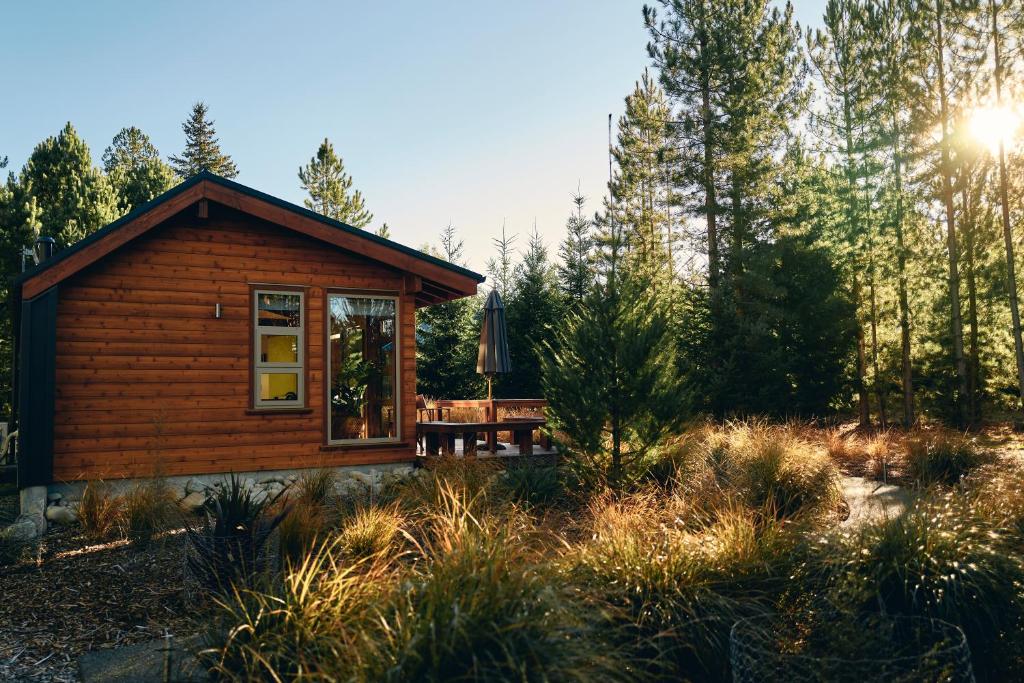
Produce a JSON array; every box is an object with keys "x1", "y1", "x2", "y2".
[
  {"x1": 298, "y1": 138, "x2": 373, "y2": 227},
  {"x1": 103, "y1": 126, "x2": 177, "y2": 214},
  {"x1": 20, "y1": 122, "x2": 118, "y2": 248},
  {"x1": 168, "y1": 102, "x2": 238, "y2": 178}
]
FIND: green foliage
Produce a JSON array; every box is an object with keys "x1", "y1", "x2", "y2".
[
  {"x1": 416, "y1": 226, "x2": 484, "y2": 400},
  {"x1": 497, "y1": 465, "x2": 563, "y2": 508},
  {"x1": 185, "y1": 475, "x2": 289, "y2": 595},
  {"x1": 168, "y1": 102, "x2": 238, "y2": 178},
  {"x1": 499, "y1": 227, "x2": 563, "y2": 399},
  {"x1": 102, "y1": 126, "x2": 177, "y2": 214},
  {"x1": 298, "y1": 137, "x2": 373, "y2": 227},
  {"x1": 19, "y1": 122, "x2": 118, "y2": 249},
  {"x1": 541, "y1": 265, "x2": 688, "y2": 489},
  {"x1": 557, "y1": 191, "x2": 594, "y2": 302}
]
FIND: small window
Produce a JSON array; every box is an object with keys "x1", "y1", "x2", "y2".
[{"x1": 254, "y1": 289, "x2": 304, "y2": 408}]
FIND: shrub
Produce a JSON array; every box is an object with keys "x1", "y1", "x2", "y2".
[
  {"x1": 120, "y1": 478, "x2": 177, "y2": 548},
  {"x1": 821, "y1": 491, "x2": 1024, "y2": 678},
  {"x1": 905, "y1": 430, "x2": 992, "y2": 486},
  {"x1": 185, "y1": 475, "x2": 290, "y2": 596},
  {"x1": 79, "y1": 480, "x2": 124, "y2": 542}
]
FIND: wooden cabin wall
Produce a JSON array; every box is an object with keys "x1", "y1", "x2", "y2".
[{"x1": 51, "y1": 204, "x2": 417, "y2": 481}]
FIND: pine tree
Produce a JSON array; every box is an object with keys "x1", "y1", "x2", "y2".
[
  {"x1": 607, "y1": 71, "x2": 676, "y2": 284},
  {"x1": 0, "y1": 171, "x2": 41, "y2": 415},
  {"x1": 416, "y1": 225, "x2": 485, "y2": 399},
  {"x1": 168, "y1": 102, "x2": 238, "y2": 179},
  {"x1": 501, "y1": 226, "x2": 563, "y2": 398},
  {"x1": 19, "y1": 122, "x2": 118, "y2": 248},
  {"x1": 540, "y1": 232, "x2": 686, "y2": 489},
  {"x1": 557, "y1": 190, "x2": 594, "y2": 302},
  {"x1": 103, "y1": 126, "x2": 177, "y2": 214},
  {"x1": 485, "y1": 223, "x2": 517, "y2": 299},
  {"x1": 376, "y1": 223, "x2": 391, "y2": 239},
  {"x1": 646, "y1": 0, "x2": 724, "y2": 291},
  {"x1": 863, "y1": 0, "x2": 925, "y2": 426},
  {"x1": 297, "y1": 138, "x2": 373, "y2": 228}
]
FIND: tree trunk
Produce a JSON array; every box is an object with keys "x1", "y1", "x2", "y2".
[
  {"x1": 842, "y1": 86, "x2": 870, "y2": 428},
  {"x1": 892, "y1": 115, "x2": 915, "y2": 427},
  {"x1": 869, "y1": 256, "x2": 888, "y2": 428},
  {"x1": 991, "y1": 0, "x2": 1024, "y2": 407},
  {"x1": 961, "y1": 186, "x2": 981, "y2": 427},
  {"x1": 854, "y1": 274, "x2": 871, "y2": 427},
  {"x1": 698, "y1": 0, "x2": 719, "y2": 292},
  {"x1": 935, "y1": 0, "x2": 969, "y2": 426}
]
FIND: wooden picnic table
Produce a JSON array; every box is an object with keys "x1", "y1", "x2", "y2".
[{"x1": 418, "y1": 417, "x2": 546, "y2": 457}]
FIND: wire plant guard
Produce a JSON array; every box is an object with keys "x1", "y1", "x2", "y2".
[
  {"x1": 729, "y1": 613, "x2": 974, "y2": 683},
  {"x1": 477, "y1": 289, "x2": 511, "y2": 399}
]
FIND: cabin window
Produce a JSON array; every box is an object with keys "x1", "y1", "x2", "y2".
[
  {"x1": 253, "y1": 290, "x2": 305, "y2": 408},
  {"x1": 328, "y1": 293, "x2": 399, "y2": 443}
]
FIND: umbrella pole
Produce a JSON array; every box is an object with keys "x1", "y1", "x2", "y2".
[{"x1": 487, "y1": 375, "x2": 493, "y2": 401}]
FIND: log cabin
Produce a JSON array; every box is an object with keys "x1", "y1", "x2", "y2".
[{"x1": 11, "y1": 171, "x2": 484, "y2": 498}]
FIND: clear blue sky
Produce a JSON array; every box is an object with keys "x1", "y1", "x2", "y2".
[{"x1": 1, "y1": 1, "x2": 826, "y2": 273}]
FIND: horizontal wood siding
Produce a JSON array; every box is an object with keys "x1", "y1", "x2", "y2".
[{"x1": 53, "y1": 205, "x2": 418, "y2": 481}]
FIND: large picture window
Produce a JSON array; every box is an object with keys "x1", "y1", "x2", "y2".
[
  {"x1": 253, "y1": 289, "x2": 305, "y2": 408},
  {"x1": 328, "y1": 293, "x2": 398, "y2": 443}
]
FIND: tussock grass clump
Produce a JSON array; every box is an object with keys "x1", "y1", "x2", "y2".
[
  {"x1": 393, "y1": 457, "x2": 501, "y2": 513},
  {"x1": 209, "y1": 483, "x2": 618, "y2": 682},
  {"x1": 277, "y1": 494, "x2": 329, "y2": 564},
  {"x1": 294, "y1": 468, "x2": 337, "y2": 507},
  {"x1": 821, "y1": 490, "x2": 1024, "y2": 678},
  {"x1": 905, "y1": 429, "x2": 992, "y2": 486},
  {"x1": 824, "y1": 428, "x2": 868, "y2": 472},
  {"x1": 120, "y1": 478, "x2": 177, "y2": 548},
  {"x1": 206, "y1": 541, "x2": 390, "y2": 681},
  {"x1": 567, "y1": 491, "x2": 800, "y2": 681},
  {"x1": 78, "y1": 481, "x2": 124, "y2": 542},
  {"x1": 660, "y1": 421, "x2": 842, "y2": 522},
  {"x1": 337, "y1": 504, "x2": 404, "y2": 559},
  {"x1": 370, "y1": 485, "x2": 616, "y2": 682},
  {"x1": 497, "y1": 464, "x2": 563, "y2": 508}
]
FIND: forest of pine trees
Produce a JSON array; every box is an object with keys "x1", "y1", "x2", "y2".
[
  {"x1": 6, "y1": 0, "x2": 1024, "y2": 428},
  {"x1": 428, "y1": 0, "x2": 1024, "y2": 428}
]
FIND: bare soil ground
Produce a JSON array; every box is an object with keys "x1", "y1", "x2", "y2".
[{"x1": 0, "y1": 525, "x2": 200, "y2": 682}]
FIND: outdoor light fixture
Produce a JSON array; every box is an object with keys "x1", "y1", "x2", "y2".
[{"x1": 215, "y1": 303, "x2": 223, "y2": 319}]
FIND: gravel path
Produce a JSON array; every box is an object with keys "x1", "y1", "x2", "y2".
[{"x1": 840, "y1": 476, "x2": 913, "y2": 527}]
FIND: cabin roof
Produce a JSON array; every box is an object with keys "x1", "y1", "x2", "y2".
[{"x1": 15, "y1": 171, "x2": 484, "y2": 306}]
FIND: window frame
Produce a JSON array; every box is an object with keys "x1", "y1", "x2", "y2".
[
  {"x1": 324, "y1": 289, "x2": 402, "y2": 446},
  {"x1": 251, "y1": 285, "x2": 307, "y2": 410}
]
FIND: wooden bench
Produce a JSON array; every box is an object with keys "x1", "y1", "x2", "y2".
[{"x1": 418, "y1": 418, "x2": 546, "y2": 457}]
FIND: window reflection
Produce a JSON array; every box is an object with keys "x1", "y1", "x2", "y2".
[{"x1": 329, "y1": 295, "x2": 397, "y2": 441}]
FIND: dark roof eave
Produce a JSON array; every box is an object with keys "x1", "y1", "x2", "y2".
[{"x1": 14, "y1": 171, "x2": 485, "y2": 294}]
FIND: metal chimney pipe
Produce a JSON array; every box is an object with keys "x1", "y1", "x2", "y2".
[{"x1": 32, "y1": 236, "x2": 56, "y2": 265}]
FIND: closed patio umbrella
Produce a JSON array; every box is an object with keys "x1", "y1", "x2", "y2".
[{"x1": 477, "y1": 289, "x2": 511, "y2": 400}]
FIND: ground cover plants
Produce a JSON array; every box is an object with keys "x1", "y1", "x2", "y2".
[{"x1": 197, "y1": 421, "x2": 1024, "y2": 682}]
